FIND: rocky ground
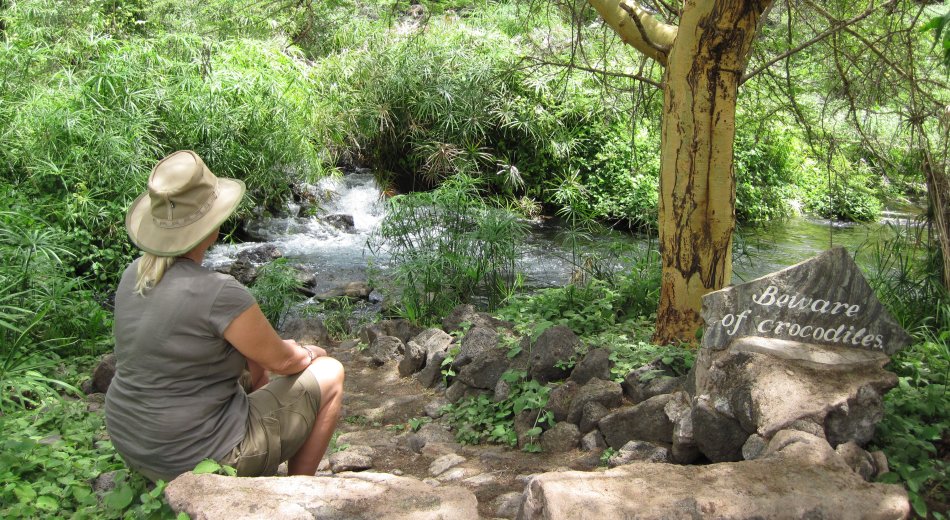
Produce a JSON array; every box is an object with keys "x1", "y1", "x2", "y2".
[{"x1": 325, "y1": 339, "x2": 594, "y2": 519}]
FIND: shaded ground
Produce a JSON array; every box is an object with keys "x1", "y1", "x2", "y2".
[{"x1": 326, "y1": 341, "x2": 596, "y2": 518}]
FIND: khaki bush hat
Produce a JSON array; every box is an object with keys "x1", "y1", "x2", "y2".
[{"x1": 126, "y1": 150, "x2": 245, "y2": 256}]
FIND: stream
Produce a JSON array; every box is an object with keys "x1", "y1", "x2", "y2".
[{"x1": 205, "y1": 170, "x2": 925, "y2": 297}]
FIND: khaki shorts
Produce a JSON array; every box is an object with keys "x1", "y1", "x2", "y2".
[{"x1": 219, "y1": 368, "x2": 322, "y2": 476}]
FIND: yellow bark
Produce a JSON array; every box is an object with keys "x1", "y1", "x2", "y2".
[{"x1": 587, "y1": 0, "x2": 677, "y2": 65}]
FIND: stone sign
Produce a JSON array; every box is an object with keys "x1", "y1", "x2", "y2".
[{"x1": 700, "y1": 247, "x2": 911, "y2": 356}]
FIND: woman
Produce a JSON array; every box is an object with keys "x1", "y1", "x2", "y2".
[{"x1": 105, "y1": 150, "x2": 344, "y2": 482}]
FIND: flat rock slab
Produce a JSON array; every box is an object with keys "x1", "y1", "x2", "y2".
[
  {"x1": 518, "y1": 460, "x2": 908, "y2": 520},
  {"x1": 165, "y1": 472, "x2": 478, "y2": 520}
]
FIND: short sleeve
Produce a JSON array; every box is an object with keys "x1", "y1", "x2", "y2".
[{"x1": 209, "y1": 278, "x2": 257, "y2": 336}]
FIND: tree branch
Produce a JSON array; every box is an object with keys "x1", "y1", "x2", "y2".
[
  {"x1": 741, "y1": 0, "x2": 896, "y2": 84},
  {"x1": 587, "y1": 0, "x2": 678, "y2": 66},
  {"x1": 521, "y1": 56, "x2": 664, "y2": 89}
]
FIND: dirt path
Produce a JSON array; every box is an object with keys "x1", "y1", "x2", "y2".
[{"x1": 327, "y1": 341, "x2": 592, "y2": 518}]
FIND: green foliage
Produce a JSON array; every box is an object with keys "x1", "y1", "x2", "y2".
[
  {"x1": 921, "y1": 10, "x2": 950, "y2": 68},
  {"x1": 443, "y1": 369, "x2": 553, "y2": 451},
  {"x1": 311, "y1": 296, "x2": 361, "y2": 340},
  {"x1": 497, "y1": 248, "x2": 661, "y2": 337},
  {"x1": 248, "y1": 258, "x2": 305, "y2": 330},
  {"x1": 0, "y1": 399, "x2": 180, "y2": 519},
  {"x1": 370, "y1": 174, "x2": 527, "y2": 323},
  {"x1": 874, "y1": 334, "x2": 949, "y2": 518},
  {"x1": 733, "y1": 124, "x2": 797, "y2": 223},
  {"x1": 191, "y1": 459, "x2": 237, "y2": 477}
]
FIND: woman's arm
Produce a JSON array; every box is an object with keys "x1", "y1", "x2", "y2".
[
  {"x1": 224, "y1": 304, "x2": 319, "y2": 375},
  {"x1": 247, "y1": 359, "x2": 269, "y2": 391}
]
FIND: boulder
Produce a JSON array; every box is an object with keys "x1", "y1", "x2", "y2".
[
  {"x1": 456, "y1": 348, "x2": 509, "y2": 390},
  {"x1": 568, "y1": 348, "x2": 611, "y2": 384},
  {"x1": 540, "y1": 422, "x2": 580, "y2": 453},
  {"x1": 621, "y1": 359, "x2": 676, "y2": 403},
  {"x1": 566, "y1": 378, "x2": 622, "y2": 424},
  {"x1": 398, "y1": 340, "x2": 426, "y2": 377},
  {"x1": 315, "y1": 281, "x2": 372, "y2": 300},
  {"x1": 528, "y1": 325, "x2": 582, "y2": 383},
  {"x1": 360, "y1": 320, "x2": 423, "y2": 345},
  {"x1": 365, "y1": 335, "x2": 403, "y2": 366},
  {"x1": 454, "y1": 326, "x2": 500, "y2": 368},
  {"x1": 279, "y1": 315, "x2": 330, "y2": 346},
  {"x1": 236, "y1": 244, "x2": 283, "y2": 265},
  {"x1": 835, "y1": 441, "x2": 880, "y2": 482},
  {"x1": 517, "y1": 459, "x2": 909, "y2": 520},
  {"x1": 225, "y1": 257, "x2": 257, "y2": 286},
  {"x1": 165, "y1": 472, "x2": 479, "y2": 520},
  {"x1": 692, "y1": 338, "x2": 898, "y2": 460},
  {"x1": 428, "y1": 454, "x2": 466, "y2": 477},
  {"x1": 691, "y1": 393, "x2": 749, "y2": 462},
  {"x1": 607, "y1": 440, "x2": 670, "y2": 467},
  {"x1": 91, "y1": 354, "x2": 116, "y2": 394},
  {"x1": 664, "y1": 391, "x2": 699, "y2": 464},
  {"x1": 545, "y1": 381, "x2": 579, "y2": 423},
  {"x1": 325, "y1": 214, "x2": 355, "y2": 232},
  {"x1": 329, "y1": 446, "x2": 375, "y2": 472},
  {"x1": 598, "y1": 394, "x2": 675, "y2": 449},
  {"x1": 580, "y1": 430, "x2": 607, "y2": 451},
  {"x1": 578, "y1": 401, "x2": 609, "y2": 434}
]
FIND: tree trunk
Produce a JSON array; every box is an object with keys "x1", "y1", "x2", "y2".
[
  {"x1": 652, "y1": 1, "x2": 771, "y2": 345},
  {"x1": 924, "y1": 153, "x2": 950, "y2": 292}
]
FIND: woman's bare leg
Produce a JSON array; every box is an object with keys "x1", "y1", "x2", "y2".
[{"x1": 288, "y1": 356, "x2": 344, "y2": 475}]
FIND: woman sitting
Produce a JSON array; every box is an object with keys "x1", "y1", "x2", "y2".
[{"x1": 105, "y1": 150, "x2": 344, "y2": 482}]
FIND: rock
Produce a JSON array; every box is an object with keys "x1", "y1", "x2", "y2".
[
  {"x1": 414, "y1": 351, "x2": 447, "y2": 388},
  {"x1": 514, "y1": 410, "x2": 542, "y2": 449},
  {"x1": 454, "y1": 326, "x2": 500, "y2": 368},
  {"x1": 279, "y1": 315, "x2": 330, "y2": 346},
  {"x1": 92, "y1": 470, "x2": 119, "y2": 503},
  {"x1": 607, "y1": 440, "x2": 670, "y2": 467},
  {"x1": 457, "y1": 348, "x2": 509, "y2": 390},
  {"x1": 599, "y1": 394, "x2": 675, "y2": 449},
  {"x1": 517, "y1": 460, "x2": 909, "y2": 520},
  {"x1": 407, "y1": 423, "x2": 457, "y2": 454},
  {"x1": 580, "y1": 430, "x2": 607, "y2": 451},
  {"x1": 365, "y1": 335, "x2": 403, "y2": 366},
  {"x1": 566, "y1": 378, "x2": 622, "y2": 424},
  {"x1": 412, "y1": 328, "x2": 454, "y2": 358},
  {"x1": 528, "y1": 325, "x2": 582, "y2": 383},
  {"x1": 328, "y1": 446, "x2": 376, "y2": 472},
  {"x1": 568, "y1": 348, "x2": 611, "y2": 384},
  {"x1": 545, "y1": 380, "x2": 579, "y2": 423},
  {"x1": 824, "y1": 384, "x2": 887, "y2": 447},
  {"x1": 444, "y1": 381, "x2": 482, "y2": 404},
  {"x1": 336, "y1": 430, "x2": 397, "y2": 449},
  {"x1": 665, "y1": 391, "x2": 699, "y2": 464},
  {"x1": 165, "y1": 471, "x2": 479, "y2": 519},
  {"x1": 441, "y1": 304, "x2": 513, "y2": 334},
  {"x1": 871, "y1": 450, "x2": 890, "y2": 476},
  {"x1": 578, "y1": 401, "x2": 609, "y2": 434},
  {"x1": 423, "y1": 397, "x2": 450, "y2": 419},
  {"x1": 494, "y1": 377, "x2": 512, "y2": 402},
  {"x1": 429, "y1": 454, "x2": 466, "y2": 477},
  {"x1": 85, "y1": 392, "x2": 106, "y2": 413},
  {"x1": 540, "y1": 422, "x2": 580, "y2": 453},
  {"x1": 492, "y1": 491, "x2": 523, "y2": 519},
  {"x1": 398, "y1": 340, "x2": 427, "y2": 377},
  {"x1": 699, "y1": 247, "x2": 911, "y2": 357},
  {"x1": 742, "y1": 434, "x2": 768, "y2": 460},
  {"x1": 314, "y1": 281, "x2": 371, "y2": 300},
  {"x1": 360, "y1": 320, "x2": 423, "y2": 345},
  {"x1": 621, "y1": 359, "x2": 676, "y2": 404},
  {"x1": 691, "y1": 339, "x2": 897, "y2": 459},
  {"x1": 762, "y1": 429, "x2": 850, "y2": 469},
  {"x1": 691, "y1": 393, "x2": 749, "y2": 462},
  {"x1": 568, "y1": 452, "x2": 603, "y2": 471},
  {"x1": 91, "y1": 354, "x2": 116, "y2": 394},
  {"x1": 225, "y1": 257, "x2": 257, "y2": 285},
  {"x1": 835, "y1": 441, "x2": 878, "y2": 481},
  {"x1": 236, "y1": 244, "x2": 283, "y2": 264},
  {"x1": 325, "y1": 214, "x2": 355, "y2": 232}
]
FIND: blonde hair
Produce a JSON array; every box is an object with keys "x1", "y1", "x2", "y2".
[{"x1": 134, "y1": 253, "x2": 177, "y2": 295}]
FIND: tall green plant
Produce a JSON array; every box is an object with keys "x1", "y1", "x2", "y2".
[{"x1": 370, "y1": 174, "x2": 527, "y2": 323}]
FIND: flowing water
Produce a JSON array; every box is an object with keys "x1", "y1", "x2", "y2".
[{"x1": 205, "y1": 171, "x2": 925, "y2": 294}]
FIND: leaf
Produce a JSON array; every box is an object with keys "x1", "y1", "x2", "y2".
[
  {"x1": 35, "y1": 495, "x2": 58, "y2": 511},
  {"x1": 525, "y1": 427, "x2": 542, "y2": 437},
  {"x1": 104, "y1": 485, "x2": 134, "y2": 510},
  {"x1": 192, "y1": 459, "x2": 222, "y2": 475}
]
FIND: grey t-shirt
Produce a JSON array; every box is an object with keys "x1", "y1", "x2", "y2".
[{"x1": 105, "y1": 258, "x2": 256, "y2": 479}]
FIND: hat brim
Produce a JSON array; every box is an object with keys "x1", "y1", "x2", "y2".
[{"x1": 126, "y1": 178, "x2": 246, "y2": 256}]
